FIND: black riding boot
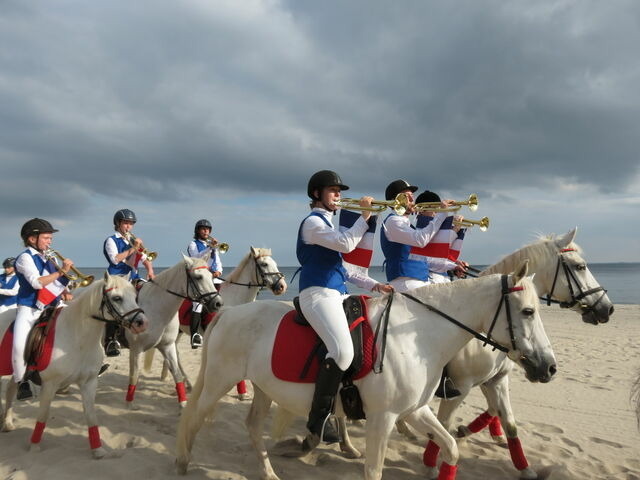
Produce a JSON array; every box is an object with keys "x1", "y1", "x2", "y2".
[
  {"x1": 302, "y1": 358, "x2": 344, "y2": 451},
  {"x1": 434, "y1": 365, "x2": 461, "y2": 399},
  {"x1": 190, "y1": 312, "x2": 203, "y2": 348},
  {"x1": 104, "y1": 323, "x2": 121, "y2": 357},
  {"x1": 17, "y1": 380, "x2": 33, "y2": 401}
]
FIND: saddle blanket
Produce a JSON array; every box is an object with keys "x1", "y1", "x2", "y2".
[
  {"x1": 0, "y1": 314, "x2": 59, "y2": 376},
  {"x1": 178, "y1": 299, "x2": 216, "y2": 328}
]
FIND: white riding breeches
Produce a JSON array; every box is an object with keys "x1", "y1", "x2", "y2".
[
  {"x1": 12, "y1": 305, "x2": 40, "y2": 383},
  {"x1": 299, "y1": 286, "x2": 354, "y2": 372}
]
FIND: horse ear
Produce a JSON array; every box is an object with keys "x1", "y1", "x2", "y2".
[
  {"x1": 103, "y1": 271, "x2": 110, "y2": 283},
  {"x1": 513, "y1": 259, "x2": 530, "y2": 284},
  {"x1": 555, "y1": 227, "x2": 577, "y2": 249},
  {"x1": 250, "y1": 246, "x2": 257, "y2": 256}
]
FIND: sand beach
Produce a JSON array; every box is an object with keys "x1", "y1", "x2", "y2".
[{"x1": 1, "y1": 304, "x2": 638, "y2": 480}]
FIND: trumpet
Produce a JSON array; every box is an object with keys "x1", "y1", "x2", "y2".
[
  {"x1": 334, "y1": 192, "x2": 410, "y2": 215},
  {"x1": 453, "y1": 216, "x2": 490, "y2": 232},
  {"x1": 414, "y1": 194, "x2": 479, "y2": 213},
  {"x1": 205, "y1": 238, "x2": 230, "y2": 254},
  {"x1": 44, "y1": 249, "x2": 94, "y2": 288},
  {"x1": 126, "y1": 233, "x2": 158, "y2": 261}
]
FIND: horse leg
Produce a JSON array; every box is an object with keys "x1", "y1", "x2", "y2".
[
  {"x1": 126, "y1": 349, "x2": 143, "y2": 410},
  {"x1": 245, "y1": 385, "x2": 280, "y2": 480},
  {"x1": 79, "y1": 376, "x2": 108, "y2": 459},
  {"x1": 157, "y1": 342, "x2": 188, "y2": 407},
  {"x1": 363, "y1": 412, "x2": 398, "y2": 480},
  {"x1": 338, "y1": 415, "x2": 361, "y2": 458},
  {"x1": 404, "y1": 405, "x2": 460, "y2": 480},
  {"x1": 396, "y1": 418, "x2": 418, "y2": 441},
  {"x1": 421, "y1": 392, "x2": 468, "y2": 468},
  {"x1": 1, "y1": 379, "x2": 17, "y2": 432},
  {"x1": 480, "y1": 377, "x2": 537, "y2": 480},
  {"x1": 29, "y1": 381, "x2": 57, "y2": 452}
]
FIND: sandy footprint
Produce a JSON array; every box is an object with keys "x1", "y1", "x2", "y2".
[{"x1": 589, "y1": 436, "x2": 625, "y2": 448}]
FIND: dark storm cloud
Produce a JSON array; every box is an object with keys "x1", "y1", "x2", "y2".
[{"x1": 1, "y1": 0, "x2": 639, "y2": 217}]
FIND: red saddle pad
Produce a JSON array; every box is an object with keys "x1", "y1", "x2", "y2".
[{"x1": 178, "y1": 300, "x2": 216, "y2": 328}]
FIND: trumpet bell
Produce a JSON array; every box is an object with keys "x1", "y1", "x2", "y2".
[
  {"x1": 468, "y1": 194, "x2": 479, "y2": 212},
  {"x1": 78, "y1": 275, "x2": 95, "y2": 288},
  {"x1": 146, "y1": 251, "x2": 158, "y2": 261},
  {"x1": 218, "y1": 243, "x2": 229, "y2": 254}
]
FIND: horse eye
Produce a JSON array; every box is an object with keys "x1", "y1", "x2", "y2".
[
  {"x1": 576, "y1": 264, "x2": 587, "y2": 271},
  {"x1": 112, "y1": 295, "x2": 122, "y2": 303},
  {"x1": 522, "y1": 308, "x2": 534, "y2": 316}
]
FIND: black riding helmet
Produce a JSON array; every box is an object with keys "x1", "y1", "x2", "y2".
[
  {"x1": 2, "y1": 257, "x2": 15, "y2": 268},
  {"x1": 20, "y1": 218, "x2": 59, "y2": 241},
  {"x1": 307, "y1": 170, "x2": 349, "y2": 200},
  {"x1": 113, "y1": 209, "x2": 137, "y2": 226},
  {"x1": 385, "y1": 179, "x2": 418, "y2": 201},
  {"x1": 194, "y1": 219, "x2": 212, "y2": 238},
  {"x1": 415, "y1": 190, "x2": 441, "y2": 205}
]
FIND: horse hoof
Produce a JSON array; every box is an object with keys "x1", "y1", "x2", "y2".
[
  {"x1": 29, "y1": 443, "x2": 42, "y2": 453},
  {"x1": 126, "y1": 402, "x2": 140, "y2": 411},
  {"x1": 2, "y1": 422, "x2": 16, "y2": 432},
  {"x1": 92, "y1": 447, "x2": 107, "y2": 459},
  {"x1": 179, "y1": 401, "x2": 188, "y2": 409},
  {"x1": 237, "y1": 393, "x2": 250, "y2": 401},
  {"x1": 340, "y1": 446, "x2": 361, "y2": 459},
  {"x1": 425, "y1": 466, "x2": 438, "y2": 480},
  {"x1": 176, "y1": 458, "x2": 189, "y2": 475},
  {"x1": 456, "y1": 425, "x2": 472, "y2": 438},
  {"x1": 492, "y1": 434, "x2": 507, "y2": 446},
  {"x1": 519, "y1": 467, "x2": 538, "y2": 479},
  {"x1": 271, "y1": 437, "x2": 312, "y2": 458}
]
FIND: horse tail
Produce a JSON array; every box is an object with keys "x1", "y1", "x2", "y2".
[
  {"x1": 270, "y1": 405, "x2": 297, "y2": 440},
  {"x1": 143, "y1": 348, "x2": 155, "y2": 373},
  {"x1": 632, "y1": 368, "x2": 640, "y2": 430}
]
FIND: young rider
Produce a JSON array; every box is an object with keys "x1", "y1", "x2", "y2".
[
  {"x1": 102, "y1": 208, "x2": 155, "y2": 356},
  {"x1": 297, "y1": 170, "x2": 393, "y2": 449},
  {"x1": 186, "y1": 219, "x2": 223, "y2": 348},
  {"x1": 13, "y1": 218, "x2": 74, "y2": 400},
  {"x1": 0, "y1": 257, "x2": 19, "y2": 314}
]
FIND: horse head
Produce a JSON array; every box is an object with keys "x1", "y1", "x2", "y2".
[
  {"x1": 101, "y1": 273, "x2": 148, "y2": 334},
  {"x1": 181, "y1": 254, "x2": 224, "y2": 313},
  {"x1": 549, "y1": 228, "x2": 614, "y2": 325},
  {"x1": 250, "y1": 246, "x2": 287, "y2": 296},
  {"x1": 502, "y1": 260, "x2": 557, "y2": 383}
]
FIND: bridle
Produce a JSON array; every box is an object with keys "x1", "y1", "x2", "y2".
[
  {"x1": 222, "y1": 253, "x2": 285, "y2": 290},
  {"x1": 545, "y1": 248, "x2": 607, "y2": 313},
  {"x1": 148, "y1": 265, "x2": 221, "y2": 308},
  {"x1": 91, "y1": 285, "x2": 145, "y2": 329}
]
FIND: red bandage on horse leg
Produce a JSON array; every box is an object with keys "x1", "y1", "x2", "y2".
[
  {"x1": 176, "y1": 382, "x2": 187, "y2": 403},
  {"x1": 31, "y1": 421, "x2": 46, "y2": 444},
  {"x1": 236, "y1": 380, "x2": 247, "y2": 395},
  {"x1": 507, "y1": 436, "x2": 529, "y2": 470},
  {"x1": 437, "y1": 462, "x2": 458, "y2": 480},
  {"x1": 467, "y1": 411, "x2": 493, "y2": 433},
  {"x1": 126, "y1": 384, "x2": 136, "y2": 402},
  {"x1": 88, "y1": 425, "x2": 102, "y2": 450},
  {"x1": 423, "y1": 440, "x2": 441, "y2": 467},
  {"x1": 489, "y1": 416, "x2": 504, "y2": 436}
]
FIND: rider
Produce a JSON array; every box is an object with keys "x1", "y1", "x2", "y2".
[
  {"x1": 102, "y1": 208, "x2": 155, "y2": 356},
  {"x1": 297, "y1": 170, "x2": 393, "y2": 448},
  {"x1": 0, "y1": 257, "x2": 19, "y2": 314},
  {"x1": 186, "y1": 219, "x2": 223, "y2": 348},
  {"x1": 13, "y1": 218, "x2": 74, "y2": 400},
  {"x1": 380, "y1": 180, "x2": 462, "y2": 398}
]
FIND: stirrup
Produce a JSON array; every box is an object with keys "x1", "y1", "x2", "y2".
[
  {"x1": 105, "y1": 339, "x2": 121, "y2": 357},
  {"x1": 191, "y1": 333, "x2": 203, "y2": 349},
  {"x1": 17, "y1": 381, "x2": 33, "y2": 401}
]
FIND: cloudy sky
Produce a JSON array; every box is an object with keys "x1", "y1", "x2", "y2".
[{"x1": 1, "y1": 0, "x2": 639, "y2": 270}]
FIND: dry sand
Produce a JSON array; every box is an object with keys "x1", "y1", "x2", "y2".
[{"x1": 1, "y1": 304, "x2": 639, "y2": 480}]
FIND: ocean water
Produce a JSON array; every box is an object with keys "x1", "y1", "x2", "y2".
[{"x1": 77, "y1": 262, "x2": 639, "y2": 305}]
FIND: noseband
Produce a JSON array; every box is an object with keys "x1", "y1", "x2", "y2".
[
  {"x1": 546, "y1": 249, "x2": 607, "y2": 312},
  {"x1": 148, "y1": 266, "x2": 221, "y2": 306},
  {"x1": 224, "y1": 254, "x2": 285, "y2": 291},
  {"x1": 92, "y1": 286, "x2": 145, "y2": 329}
]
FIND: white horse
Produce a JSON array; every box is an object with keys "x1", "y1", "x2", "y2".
[
  {"x1": 413, "y1": 228, "x2": 614, "y2": 479},
  {"x1": 122, "y1": 254, "x2": 222, "y2": 409},
  {"x1": 176, "y1": 260, "x2": 557, "y2": 480},
  {"x1": 0, "y1": 273, "x2": 148, "y2": 457}
]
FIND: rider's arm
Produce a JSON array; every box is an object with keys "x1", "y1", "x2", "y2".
[
  {"x1": 301, "y1": 212, "x2": 368, "y2": 254},
  {"x1": 384, "y1": 213, "x2": 448, "y2": 248}
]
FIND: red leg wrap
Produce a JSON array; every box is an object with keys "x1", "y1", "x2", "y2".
[
  {"x1": 236, "y1": 380, "x2": 247, "y2": 395},
  {"x1": 489, "y1": 416, "x2": 504, "y2": 436},
  {"x1": 423, "y1": 440, "x2": 441, "y2": 467},
  {"x1": 126, "y1": 384, "x2": 136, "y2": 402},
  {"x1": 437, "y1": 462, "x2": 458, "y2": 480},
  {"x1": 88, "y1": 425, "x2": 102, "y2": 450},
  {"x1": 467, "y1": 411, "x2": 493, "y2": 433},
  {"x1": 507, "y1": 436, "x2": 529, "y2": 470},
  {"x1": 176, "y1": 382, "x2": 187, "y2": 403},
  {"x1": 31, "y1": 421, "x2": 46, "y2": 444}
]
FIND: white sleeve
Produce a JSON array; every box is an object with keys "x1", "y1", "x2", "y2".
[
  {"x1": 105, "y1": 237, "x2": 120, "y2": 265},
  {"x1": 301, "y1": 215, "x2": 369, "y2": 254},
  {"x1": 384, "y1": 213, "x2": 448, "y2": 248},
  {"x1": 15, "y1": 254, "x2": 43, "y2": 290},
  {"x1": 425, "y1": 257, "x2": 456, "y2": 273},
  {"x1": 0, "y1": 277, "x2": 19, "y2": 296},
  {"x1": 344, "y1": 266, "x2": 378, "y2": 291},
  {"x1": 187, "y1": 241, "x2": 206, "y2": 258}
]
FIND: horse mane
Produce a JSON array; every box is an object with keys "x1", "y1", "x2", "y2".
[
  {"x1": 225, "y1": 248, "x2": 272, "y2": 284},
  {"x1": 481, "y1": 234, "x2": 582, "y2": 276}
]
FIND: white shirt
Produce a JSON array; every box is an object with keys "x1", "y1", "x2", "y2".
[
  {"x1": 383, "y1": 212, "x2": 449, "y2": 248},
  {"x1": 0, "y1": 272, "x2": 19, "y2": 296},
  {"x1": 15, "y1": 247, "x2": 52, "y2": 290},
  {"x1": 301, "y1": 208, "x2": 378, "y2": 291}
]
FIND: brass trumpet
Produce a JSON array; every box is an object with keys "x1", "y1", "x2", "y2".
[
  {"x1": 454, "y1": 216, "x2": 490, "y2": 232},
  {"x1": 44, "y1": 249, "x2": 94, "y2": 288},
  {"x1": 205, "y1": 238, "x2": 230, "y2": 254},
  {"x1": 414, "y1": 194, "x2": 479, "y2": 213},
  {"x1": 126, "y1": 233, "x2": 158, "y2": 261},
  {"x1": 335, "y1": 192, "x2": 410, "y2": 215}
]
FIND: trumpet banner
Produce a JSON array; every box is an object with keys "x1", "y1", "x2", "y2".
[{"x1": 339, "y1": 209, "x2": 378, "y2": 275}]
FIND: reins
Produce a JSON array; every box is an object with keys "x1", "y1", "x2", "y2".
[
  {"x1": 91, "y1": 285, "x2": 145, "y2": 329},
  {"x1": 219, "y1": 254, "x2": 285, "y2": 290}
]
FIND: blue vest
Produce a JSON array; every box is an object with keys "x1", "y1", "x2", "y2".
[
  {"x1": 296, "y1": 212, "x2": 348, "y2": 294},
  {"x1": 0, "y1": 273, "x2": 18, "y2": 307},
  {"x1": 15, "y1": 250, "x2": 60, "y2": 308},
  {"x1": 103, "y1": 235, "x2": 139, "y2": 280},
  {"x1": 380, "y1": 214, "x2": 429, "y2": 282}
]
